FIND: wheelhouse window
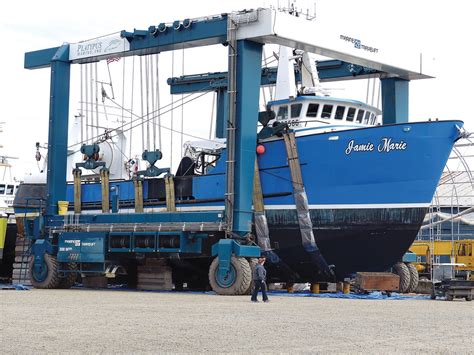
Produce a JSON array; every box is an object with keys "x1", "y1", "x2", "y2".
[
  {"x1": 370, "y1": 113, "x2": 377, "y2": 125},
  {"x1": 346, "y1": 107, "x2": 356, "y2": 121},
  {"x1": 6, "y1": 185, "x2": 14, "y2": 195},
  {"x1": 364, "y1": 111, "x2": 371, "y2": 124},
  {"x1": 334, "y1": 106, "x2": 345, "y2": 120},
  {"x1": 306, "y1": 103, "x2": 319, "y2": 118},
  {"x1": 321, "y1": 104, "x2": 333, "y2": 119},
  {"x1": 276, "y1": 106, "x2": 288, "y2": 120},
  {"x1": 0, "y1": 185, "x2": 5, "y2": 195},
  {"x1": 356, "y1": 109, "x2": 365, "y2": 123},
  {"x1": 291, "y1": 103, "x2": 303, "y2": 118}
]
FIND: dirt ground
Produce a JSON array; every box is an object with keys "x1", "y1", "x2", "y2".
[{"x1": 1, "y1": 289, "x2": 473, "y2": 354}]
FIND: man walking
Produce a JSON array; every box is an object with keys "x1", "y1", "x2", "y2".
[{"x1": 251, "y1": 256, "x2": 269, "y2": 302}]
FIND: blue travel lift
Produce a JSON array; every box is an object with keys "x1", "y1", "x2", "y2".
[{"x1": 23, "y1": 9, "x2": 418, "y2": 294}]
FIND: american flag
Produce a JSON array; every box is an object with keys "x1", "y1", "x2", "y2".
[{"x1": 106, "y1": 57, "x2": 121, "y2": 64}]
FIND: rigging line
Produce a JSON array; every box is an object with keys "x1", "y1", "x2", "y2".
[
  {"x1": 68, "y1": 91, "x2": 212, "y2": 151},
  {"x1": 111, "y1": 89, "x2": 210, "y2": 130},
  {"x1": 181, "y1": 46, "x2": 185, "y2": 157},
  {"x1": 77, "y1": 101, "x2": 127, "y2": 111},
  {"x1": 110, "y1": 138, "x2": 130, "y2": 161},
  {"x1": 101, "y1": 82, "x2": 111, "y2": 126},
  {"x1": 171, "y1": 50, "x2": 175, "y2": 170},
  {"x1": 106, "y1": 93, "x2": 212, "y2": 142},
  {"x1": 85, "y1": 64, "x2": 89, "y2": 143},
  {"x1": 79, "y1": 31, "x2": 121, "y2": 43},
  {"x1": 145, "y1": 55, "x2": 151, "y2": 151},
  {"x1": 78, "y1": 108, "x2": 128, "y2": 119},
  {"x1": 80, "y1": 65, "x2": 84, "y2": 144},
  {"x1": 139, "y1": 56, "x2": 145, "y2": 153},
  {"x1": 79, "y1": 77, "x2": 214, "y2": 120},
  {"x1": 130, "y1": 55, "x2": 135, "y2": 160},
  {"x1": 69, "y1": 80, "x2": 217, "y2": 149},
  {"x1": 95, "y1": 62, "x2": 99, "y2": 138},
  {"x1": 106, "y1": 60, "x2": 116, "y2": 100},
  {"x1": 150, "y1": 54, "x2": 156, "y2": 151},
  {"x1": 209, "y1": 91, "x2": 215, "y2": 140},
  {"x1": 155, "y1": 54, "x2": 162, "y2": 151},
  {"x1": 121, "y1": 53, "x2": 126, "y2": 157},
  {"x1": 90, "y1": 63, "x2": 94, "y2": 143}
]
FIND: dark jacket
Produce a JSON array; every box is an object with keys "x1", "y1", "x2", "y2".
[{"x1": 253, "y1": 263, "x2": 266, "y2": 281}]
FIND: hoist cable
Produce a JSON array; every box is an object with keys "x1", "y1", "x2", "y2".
[
  {"x1": 68, "y1": 90, "x2": 213, "y2": 152},
  {"x1": 155, "y1": 54, "x2": 162, "y2": 151},
  {"x1": 139, "y1": 57, "x2": 145, "y2": 152}
]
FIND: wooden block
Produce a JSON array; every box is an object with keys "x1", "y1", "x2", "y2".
[
  {"x1": 12, "y1": 280, "x2": 32, "y2": 286},
  {"x1": 82, "y1": 276, "x2": 108, "y2": 289},
  {"x1": 143, "y1": 258, "x2": 168, "y2": 266},
  {"x1": 137, "y1": 282, "x2": 173, "y2": 291},
  {"x1": 355, "y1": 272, "x2": 400, "y2": 292}
]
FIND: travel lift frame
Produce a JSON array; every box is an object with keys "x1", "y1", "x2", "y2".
[{"x1": 23, "y1": 8, "x2": 432, "y2": 294}]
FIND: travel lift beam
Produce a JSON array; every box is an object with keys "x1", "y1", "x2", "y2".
[{"x1": 23, "y1": 8, "x2": 433, "y2": 293}]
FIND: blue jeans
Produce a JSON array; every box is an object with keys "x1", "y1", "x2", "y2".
[{"x1": 251, "y1": 280, "x2": 268, "y2": 301}]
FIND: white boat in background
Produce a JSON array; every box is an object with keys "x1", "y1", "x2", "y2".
[{"x1": 0, "y1": 123, "x2": 20, "y2": 216}]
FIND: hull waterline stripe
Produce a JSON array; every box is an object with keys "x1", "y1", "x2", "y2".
[{"x1": 38, "y1": 202, "x2": 431, "y2": 217}]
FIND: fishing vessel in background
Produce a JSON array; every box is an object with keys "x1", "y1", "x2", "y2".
[{"x1": 0, "y1": 124, "x2": 20, "y2": 281}]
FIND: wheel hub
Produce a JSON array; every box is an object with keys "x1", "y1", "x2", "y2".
[
  {"x1": 32, "y1": 261, "x2": 48, "y2": 282},
  {"x1": 215, "y1": 265, "x2": 236, "y2": 288}
]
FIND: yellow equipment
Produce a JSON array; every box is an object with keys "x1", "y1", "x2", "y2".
[{"x1": 409, "y1": 240, "x2": 474, "y2": 274}]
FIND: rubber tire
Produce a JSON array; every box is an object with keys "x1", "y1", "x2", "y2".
[
  {"x1": 405, "y1": 263, "x2": 419, "y2": 293},
  {"x1": 393, "y1": 262, "x2": 410, "y2": 293},
  {"x1": 244, "y1": 258, "x2": 258, "y2": 295},
  {"x1": 28, "y1": 254, "x2": 61, "y2": 289},
  {"x1": 58, "y1": 263, "x2": 78, "y2": 289},
  {"x1": 209, "y1": 256, "x2": 251, "y2": 295}
]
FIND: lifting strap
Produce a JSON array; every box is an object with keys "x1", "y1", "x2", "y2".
[
  {"x1": 165, "y1": 175, "x2": 176, "y2": 212},
  {"x1": 283, "y1": 131, "x2": 334, "y2": 279},
  {"x1": 134, "y1": 177, "x2": 144, "y2": 213},
  {"x1": 100, "y1": 168, "x2": 110, "y2": 213},
  {"x1": 73, "y1": 168, "x2": 82, "y2": 214},
  {"x1": 252, "y1": 159, "x2": 271, "y2": 251}
]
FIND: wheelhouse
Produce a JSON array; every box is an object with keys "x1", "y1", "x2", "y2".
[{"x1": 268, "y1": 96, "x2": 381, "y2": 130}]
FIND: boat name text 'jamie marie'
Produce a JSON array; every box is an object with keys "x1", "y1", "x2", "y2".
[{"x1": 345, "y1": 138, "x2": 407, "y2": 155}]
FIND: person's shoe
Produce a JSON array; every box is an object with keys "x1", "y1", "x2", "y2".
[{"x1": 251, "y1": 300, "x2": 258, "y2": 302}]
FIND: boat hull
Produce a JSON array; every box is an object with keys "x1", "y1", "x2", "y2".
[{"x1": 263, "y1": 207, "x2": 427, "y2": 281}]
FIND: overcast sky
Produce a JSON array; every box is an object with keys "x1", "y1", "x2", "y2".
[{"x1": 1, "y1": 0, "x2": 473, "y2": 178}]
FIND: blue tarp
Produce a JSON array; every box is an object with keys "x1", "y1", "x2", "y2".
[
  {"x1": 0, "y1": 283, "x2": 430, "y2": 300},
  {"x1": 0, "y1": 283, "x2": 30, "y2": 290},
  {"x1": 267, "y1": 290, "x2": 430, "y2": 300}
]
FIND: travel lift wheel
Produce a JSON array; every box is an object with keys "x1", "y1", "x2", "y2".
[
  {"x1": 406, "y1": 263, "x2": 419, "y2": 293},
  {"x1": 392, "y1": 262, "x2": 410, "y2": 293},
  {"x1": 244, "y1": 258, "x2": 258, "y2": 295},
  {"x1": 28, "y1": 253, "x2": 61, "y2": 289},
  {"x1": 208, "y1": 256, "x2": 252, "y2": 295},
  {"x1": 57, "y1": 263, "x2": 78, "y2": 289}
]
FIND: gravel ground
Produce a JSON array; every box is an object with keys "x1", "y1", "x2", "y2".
[{"x1": 1, "y1": 289, "x2": 473, "y2": 354}]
